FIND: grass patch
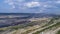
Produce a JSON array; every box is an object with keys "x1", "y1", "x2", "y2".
[
  {"x1": 33, "y1": 22, "x2": 60, "y2": 34},
  {"x1": 56, "y1": 30, "x2": 60, "y2": 34}
]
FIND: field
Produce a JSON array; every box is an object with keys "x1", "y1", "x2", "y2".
[{"x1": 0, "y1": 13, "x2": 60, "y2": 34}]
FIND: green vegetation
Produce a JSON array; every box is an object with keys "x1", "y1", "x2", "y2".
[
  {"x1": 33, "y1": 22, "x2": 60, "y2": 34},
  {"x1": 42, "y1": 18, "x2": 54, "y2": 27},
  {"x1": 0, "y1": 17, "x2": 60, "y2": 34},
  {"x1": 56, "y1": 30, "x2": 60, "y2": 34},
  {"x1": 33, "y1": 18, "x2": 60, "y2": 34}
]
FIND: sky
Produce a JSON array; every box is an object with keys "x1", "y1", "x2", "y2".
[{"x1": 0, "y1": 0, "x2": 60, "y2": 14}]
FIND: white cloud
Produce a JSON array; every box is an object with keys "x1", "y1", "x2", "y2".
[
  {"x1": 43, "y1": 5, "x2": 48, "y2": 7},
  {"x1": 8, "y1": 2, "x2": 14, "y2": 5},
  {"x1": 25, "y1": 2, "x2": 40, "y2": 8},
  {"x1": 43, "y1": 4, "x2": 53, "y2": 8},
  {"x1": 3, "y1": 0, "x2": 59, "y2": 13},
  {"x1": 4, "y1": 0, "x2": 53, "y2": 9},
  {"x1": 4, "y1": 0, "x2": 15, "y2": 9},
  {"x1": 56, "y1": 1, "x2": 60, "y2": 3},
  {"x1": 4, "y1": 0, "x2": 25, "y2": 9},
  {"x1": 4, "y1": 0, "x2": 13, "y2": 3},
  {"x1": 15, "y1": 0, "x2": 25, "y2": 2}
]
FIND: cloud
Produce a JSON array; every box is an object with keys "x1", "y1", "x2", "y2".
[
  {"x1": 56, "y1": 0, "x2": 60, "y2": 4},
  {"x1": 24, "y1": 2, "x2": 40, "y2": 8},
  {"x1": 2, "y1": 0, "x2": 60, "y2": 13},
  {"x1": 4, "y1": 0, "x2": 15, "y2": 9}
]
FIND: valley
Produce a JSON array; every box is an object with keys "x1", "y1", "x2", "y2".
[{"x1": 0, "y1": 13, "x2": 60, "y2": 34}]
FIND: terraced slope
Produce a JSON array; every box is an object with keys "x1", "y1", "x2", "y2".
[{"x1": 0, "y1": 17, "x2": 60, "y2": 34}]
